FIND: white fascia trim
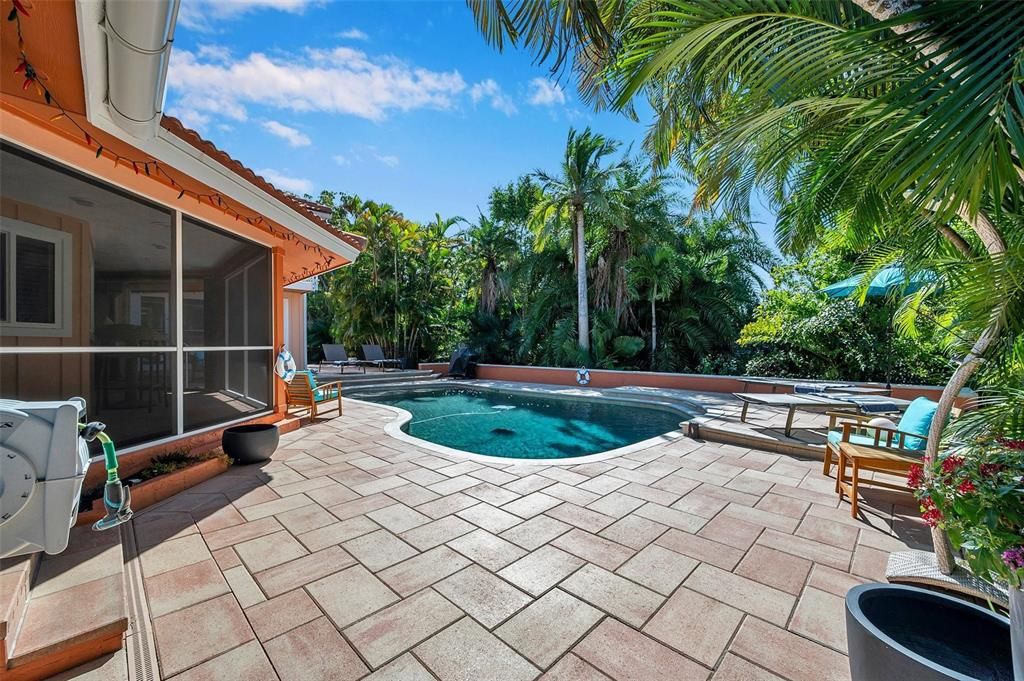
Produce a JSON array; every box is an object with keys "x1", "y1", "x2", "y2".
[{"x1": 73, "y1": 0, "x2": 360, "y2": 263}]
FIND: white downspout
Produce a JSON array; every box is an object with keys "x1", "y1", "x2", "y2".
[{"x1": 101, "y1": 0, "x2": 179, "y2": 139}]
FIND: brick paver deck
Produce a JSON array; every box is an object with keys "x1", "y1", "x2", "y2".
[{"x1": 97, "y1": 400, "x2": 931, "y2": 680}]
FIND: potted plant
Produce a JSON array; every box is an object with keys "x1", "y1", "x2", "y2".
[{"x1": 908, "y1": 438, "x2": 1024, "y2": 679}]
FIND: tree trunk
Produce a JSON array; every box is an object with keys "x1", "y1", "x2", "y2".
[
  {"x1": 650, "y1": 289, "x2": 657, "y2": 366},
  {"x1": 575, "y1": 207, "x2": 591, "y2": 352},
  {"x1": 922, "y1": 206, "x2": 1007, "y2": 574}
]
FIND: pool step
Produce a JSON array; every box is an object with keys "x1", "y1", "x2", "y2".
[{"x1": 341, "y1": 371, "x2": 442, "y2": 392}]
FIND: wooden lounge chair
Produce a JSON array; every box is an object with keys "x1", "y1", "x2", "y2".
[
  {"x1": 361, "y1": 344, "x2": 402, "y2": 371},
  {"x1": 733, "y1": 392, "x2": 909, "y2": 437},
  {"x1": 320, "y1": 344, "x2": 365, "y2": 373},
  {"x1": 822, "y1": 397, "x2": 943, "y2": 476},
  {"x1": 285, "y1": 371, "x2": 343, "y2": 418}
]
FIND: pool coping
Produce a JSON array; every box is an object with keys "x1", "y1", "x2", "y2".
[{"x1": 343, "y1": 379, "x2": 702, "y2": 466}]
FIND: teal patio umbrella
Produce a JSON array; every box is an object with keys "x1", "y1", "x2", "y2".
[
  {"x1": 820, "y1": 264, "x2": 937, "y2": 388},
  {"x1": 820, "y1": 265, "x2": 937, "y2": 298}
]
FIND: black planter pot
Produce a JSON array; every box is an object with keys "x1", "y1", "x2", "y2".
[
  {"x1": 222, "y1": 424, "x2": 279, "y2": 464},
  {"x1": 846, "y1": 583, "x2": 1012, "y2": 681}
]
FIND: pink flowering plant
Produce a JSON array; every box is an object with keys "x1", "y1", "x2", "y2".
[{"x1": 909, "y1": 438, "x2": 1024, "y2": 588}]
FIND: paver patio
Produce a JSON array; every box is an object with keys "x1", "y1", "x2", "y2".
[{"x1": 77, "y1": 398, "x2": 931, "y2": 680}]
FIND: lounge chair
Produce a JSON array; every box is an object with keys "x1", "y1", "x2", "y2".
[
  {"x1": 733, "y1": 392, "x2": 910, "y2": 437},
  {"x1": 320, "y1": 344, "x2": 365, "y2": 373},
  {"x1": 285, "y1": 371, "x2": 343, "y2": 419},
  {"x1": 824, "y1": 397, "x2": 942, "y2": 516},
  {"x1": 823, "y1": 396, "x2": 940, "y2": 473},
  {"x1": 361, "y1": 344, "x2": 402, "y2": 371}
]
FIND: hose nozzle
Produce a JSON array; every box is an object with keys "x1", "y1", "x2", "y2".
[
  {"x1": 79, "y1": 422, "x2": 133, "y2": 531},
  {"x1": 93, "y1": 480, "x2": 133, "y2": 531}
]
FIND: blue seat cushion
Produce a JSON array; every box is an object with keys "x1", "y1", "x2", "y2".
[
  {"x1": 314, "y1": 387, "x2": 337, "y2": 401},
  {"x1": 299, "y1": 372, "x2": 337, "y2": 402},
  {"x1": 827, "y1": 430, "x2": 904, "y2": 449},
  {"x1": 896, "y1": 397, "x2": 939, "y2": 450}
]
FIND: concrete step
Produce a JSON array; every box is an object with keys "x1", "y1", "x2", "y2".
[
  {"x1": 340, "y1": 372, "x2": 441, "y2": 391},
  {"x1": 0, "y1": 554, "x2": 37, "y2": 668},
  {"x1": 330, "y1": 369, "x2": 435, "y2": 384},
  {"x1": 1, "y1": 526, "x2": 127, "y2": 681}
]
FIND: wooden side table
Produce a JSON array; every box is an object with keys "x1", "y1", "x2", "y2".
[{"x1": 837, "y1": 442, "x2": 921, "y2": 518}]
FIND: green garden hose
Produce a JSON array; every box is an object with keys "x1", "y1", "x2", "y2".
[
  {"x1": 97, "y1": 431, "x2": 118, "y2": 482},
  {"x1": 79, "y1": 422, "x2": 133, "y2": 530}
]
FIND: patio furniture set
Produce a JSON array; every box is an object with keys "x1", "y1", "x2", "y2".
[
  {"x1": 824, "y1": 397, "x2": 942, "y2": 517},
  {"x1": 732, "y1": 379, "x2": 941, "y2": 518}
]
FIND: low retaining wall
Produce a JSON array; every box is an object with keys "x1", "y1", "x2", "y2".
[
  {"x1": 419, "y1": 362, "x2": 953, "y2": 404},
  {"x1": 83, "y1": 412, "x2": 299, "y2": 491}
]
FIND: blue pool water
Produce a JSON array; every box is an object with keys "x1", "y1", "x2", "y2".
[{"x1": 355, "y1": 387, "x2": 686, "y2": 459}]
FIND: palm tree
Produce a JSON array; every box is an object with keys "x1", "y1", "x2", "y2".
[
  {"x1": 591, "y1": 160, "x2": 669, "y2": 327},
  {"x1": 627, "y1": 244, "x2": 679, "y2": 365},
  {"x1": 531, "y1": 127, "x2": 627, "y2": 353},
  {"x1": 466, "y1": 215, "x2": 518, "y2": 315},
  {"x1": 469, "y1": 0, "x2": 1024, "y2": 574}
]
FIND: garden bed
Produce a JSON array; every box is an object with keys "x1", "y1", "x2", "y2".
[{"x1": 76, "y1": 450, "x2": 230, "y2": 527}]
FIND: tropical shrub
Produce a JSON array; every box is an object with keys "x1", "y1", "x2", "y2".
[{"x1": 739, "y1": 249, "x2": 952, "y2": 383}]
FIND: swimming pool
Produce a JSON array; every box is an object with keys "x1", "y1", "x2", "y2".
[{"x1": 352, "y1": 386, "x2": 687, "y2": 460}]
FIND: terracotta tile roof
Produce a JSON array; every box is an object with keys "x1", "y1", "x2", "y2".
[
  {"x1": 287, "y1": 194, "x2": 334, "y2": 218},
  {"x1": 160, "y1": 115, "x2": 366, "y2": 253}
]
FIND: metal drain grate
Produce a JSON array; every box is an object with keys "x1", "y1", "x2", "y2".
[{"x1": 122, "y1": 522, "x2": 160, "y2": 681}]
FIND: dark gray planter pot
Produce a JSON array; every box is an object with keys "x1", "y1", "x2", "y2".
[
  {"x1": 222, "y1": 424, "x2": 279, "y2": 464},
  {"x1": 846, "y1": 583, "x2": 1012, "y2": 681}
]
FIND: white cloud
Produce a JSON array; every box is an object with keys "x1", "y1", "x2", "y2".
[
  {"x1": 338, "y1": 145, "x2": 399, "y2": 168},
  {"x1": 337, "y1": 28, "x2": 369, "y2": 40},
  {"x1": 468, "y1": 78, "x2": 518, "y2": 116},
  {"x1": 173, "y1": 107, "x2": 211, "y2": 132},
  {"x1": 197, "y1": 44, "x2": 232, "y2": 62},
  {"x1": 178, "y1": 0, "x2": 316, "y2": 31},
  {"x1": 527, "y1": 78, "x2": 566, "y2": 106},
  {"x1": 261, "y1": 120, "x2": 312, "y2": 147},
  {"x1": 256, "y1": 168, "x2": 314, "y2": 194},
  {"x1": 166, "y1": 47, "x2": 466, "y2": 123}
]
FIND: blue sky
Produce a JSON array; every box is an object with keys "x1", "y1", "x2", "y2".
[{"x1": 165, "y1": 0, "x2": 778, "y2": 248}]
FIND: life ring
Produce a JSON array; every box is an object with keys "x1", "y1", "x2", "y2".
[
  {"x1": 576, "y1": 367, "x2": 591, "y2": 386},
  {"x1": 275, "y1": 348, "x2": 296, "y2": 381}
]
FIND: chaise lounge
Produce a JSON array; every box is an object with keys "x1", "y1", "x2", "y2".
[
  {"x1": 320, "y1": 344, "x2": 366, "y2": 373},
  {"x1": 361, "y1": 344, "x2": 402, "y2": 371}
]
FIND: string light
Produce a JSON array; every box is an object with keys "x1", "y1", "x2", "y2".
[{"x1": 4, "y1": 0, "x2": 344, "y2": 278}]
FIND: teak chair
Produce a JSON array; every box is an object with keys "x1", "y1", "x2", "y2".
[
  {"x1": 824, "y1": 398, "x2": 959, "y2": 517},
  {"x1": 285, "y1": 371, "x2": 342, "y2": 419}
]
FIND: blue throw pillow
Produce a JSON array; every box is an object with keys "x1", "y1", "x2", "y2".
[{"x1": 896, "y1": 397, "x2": 939, "y2": 450}]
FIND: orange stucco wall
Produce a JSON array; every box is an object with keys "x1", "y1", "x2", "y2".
[{"x1": 421, "y1": 362, "x2": 956, "y2": 404}]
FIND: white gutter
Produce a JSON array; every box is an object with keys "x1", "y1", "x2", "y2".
[{"x1": 73, "y1": 0, "x2": 361, "y2": 263}]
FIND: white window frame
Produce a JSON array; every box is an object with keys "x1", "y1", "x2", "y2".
[
  {"x1": 222, "y1": 255, "x2": 271, "y2": 406},
  {"x1": 129, "y1": 290, "x2": 171, "y2": 335},
  {"x1": 0, "y1": 216, "x2": 73, "y2": 337}
]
